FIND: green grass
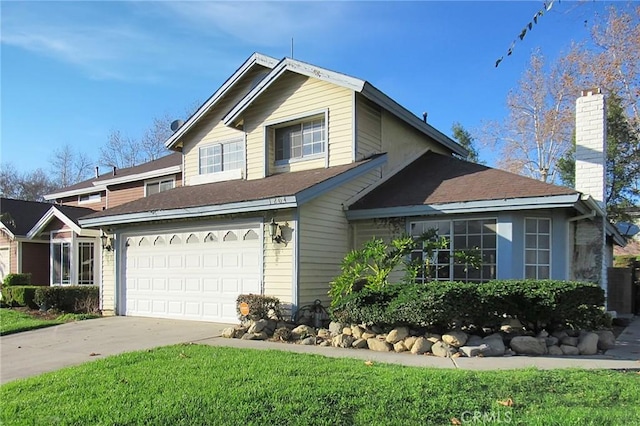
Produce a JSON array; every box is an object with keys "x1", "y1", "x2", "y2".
[
  {"x1": 1, "y1": 345, "x2": 639, "y2": 425},
  {"x1": 0, "y1": 308, "x2": 64, "y2": 335}
]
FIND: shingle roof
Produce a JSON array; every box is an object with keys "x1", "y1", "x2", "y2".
[
  {"x1": 350, "y1": 151, "x2": 578, "y2": 210},
  {"x1": 49, "y1": 152, "x2": 182, "y2": 194},
  {"x1": 83, "y1": 156, "x2": 380, "y2": 220},
  {"x1": 0, "y1": 198, "x2": 93, "y2": 236}
]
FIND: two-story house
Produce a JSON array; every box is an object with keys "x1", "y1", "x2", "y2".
[
  {"x1": 79, "y1": 53, "x2": 623, "y2": 323},
  {"x1": 0, "y1": 153, "x2": 182, "y2": 288}
]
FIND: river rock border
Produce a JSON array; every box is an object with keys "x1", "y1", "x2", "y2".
[{"x1": 221, "y1": 319, "x2": 617, "y2": 357}]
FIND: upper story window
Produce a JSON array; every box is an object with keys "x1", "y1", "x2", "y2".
[
  {"x1": 78, "y1": 193, "x2": 101, "y2": 204},
  {"x1": 145, "y1": 178, "x2": 174, "y2": 196},
  {"x1": 199, "y1": 139, "x2": 244, "y2": 175},
  {"x1": 275, "y1": 117, "x2": 325, "y2": 162},
  {"x1": 525, "y1": 218, "x2": 551, "y2": 279}
]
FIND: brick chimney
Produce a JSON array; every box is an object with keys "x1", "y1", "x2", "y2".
[{"x1": 572, "y1": 88, "x2": 608, "y2": 295}]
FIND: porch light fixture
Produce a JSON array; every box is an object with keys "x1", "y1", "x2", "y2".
[
  {"x1": 101, "y1": 232, "x2": 113, "y2": 251},
  {"x1": 268, "y1": 218, "x2": 283, "y2": 244}
]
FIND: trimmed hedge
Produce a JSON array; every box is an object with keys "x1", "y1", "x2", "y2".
[
  {"x1": 331, "y1": 280, "x2": 608, "y2": 332},
  {"x1": 34, "y1": 286, "x2": 99, "y2": 313},
  {"x1": 1, "y1": 286, "x2": 39, "y2": 308},
  {"x1": 236, "y1": 294, "x2": 281, "y2": 321},
  {"x1": 2, "y1": 273, "x2": 31, "y2": 287}
]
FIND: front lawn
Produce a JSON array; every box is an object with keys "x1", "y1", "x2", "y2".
[
  {"x1": 0, "y1": 308, "x2": 64, "y2": 335},
  {"x1": 1, "y1": 345, "x2": 638, "y2": 425}
]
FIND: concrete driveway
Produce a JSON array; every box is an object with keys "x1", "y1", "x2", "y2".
[{"x1": 1, "y1": 316, "x2": 228, "y2": 384}]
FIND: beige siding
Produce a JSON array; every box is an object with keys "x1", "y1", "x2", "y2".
[
  {"x1": 101, "y1": 248, "x2": 115, "y2": 314},
  {"x1": 182, "y1": 67, "x2": 271, "y2": 184},
  {"x1": 263, "y1": 210, "x2": 295, "y2": 308},
  {"x1": 243, "y1": 72, "x2": 354, "y2": 179},
  {"x1": 297, "y1": 169, "x2": 381, "y2": 306},
  {"x1": 356, "y1": 95, "x2": 382, "y2": 160},
  {"x1": 380, "y1": 110, "x2": 450, "y2": 176},
  {"x1": 0, "y1": 232, "x2": 17, "y2": 276}
]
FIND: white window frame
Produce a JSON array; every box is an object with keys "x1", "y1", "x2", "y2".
[
  {"x1": 199, "y1": 138, "x2": 245, "y2": 176},
  {"x1": 50, "y1": 234, "x2": 98, "y2": 286},
  {"x1": 51, "y1": 238, "x2": 72, "y2": 286},
  {"x1": 77, "y1": 240, "x2": 96, "y2": 285},
  {"x1": 266, "y1": 109, "x2": 329, "y2": 168},
  {"x1": 524, "y1": 217, "x2": 552, "y2": 279},
  {"x1": 144, "y1": 177, "x2": 175, "y2": 197},
  {"x1": 78, "y1": 192, "x2": 101, "y2": 204}
]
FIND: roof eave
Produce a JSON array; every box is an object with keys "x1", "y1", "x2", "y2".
[
  {"x1": 96, "y1": 165, "x2": 181, "y2": 187},
  {"x1": 44, "y1": 184, "x2": 107, "y2": 201},
  {"x1": 27, "y1": 207, "x2": 83, "y2": 239}
]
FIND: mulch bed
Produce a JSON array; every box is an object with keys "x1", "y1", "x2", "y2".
[{"x1": 10, "y1": 306, "x2": 61, "y2": 321}]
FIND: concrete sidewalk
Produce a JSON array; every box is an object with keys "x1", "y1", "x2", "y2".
[{"x1": 2, "y1": 315, "x2": 638, "y2": 385}]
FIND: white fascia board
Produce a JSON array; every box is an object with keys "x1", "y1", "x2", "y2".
[
  {"x1": 44, "y1": 184, "x2": 107, "y2": 200},
  {"x1": 346, "y1": 194, "x2": 582, "y2": 220},
  {"x1": 223, "y1": 58, "x2": 366, "y2": 126},
  {"x1": 96, "y1": 165, "x2": 181, "y2": 187},
  {"x1": 27, "y1": 207, "x2": 82, "y2": 239},
  {"x1": 0, "y1": 223, "x2": 15, "y2": 239},
  {"x1": 165, "y1": 53, "x2": 279, "y2": 149},
  {"x1": 360, "y1": 83, "x2": 469, "y2": 158},
  {"x1": 295, "y1": 154, "x2": 387, "y2": 205},
  {"x1": 79, "y1": 197, "x2": 298, "y2": 228}
]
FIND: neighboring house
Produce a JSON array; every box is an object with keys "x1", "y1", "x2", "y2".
[
  {"x1": 79, "y1": 53, "x2": 624, "y2": 324},
  {"x1": 615, "y1": 207, "x2": 640, "y2": 257},
  {"x1": 0, "y1": 153, "x2": 182, "y2": 288}
]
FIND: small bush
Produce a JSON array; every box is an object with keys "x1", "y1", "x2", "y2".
[
  {"x1": 2, "y1": 273, "x2": 31, "y2": 287},
  {"x1": 34, "y1": 286, "x2": 99, "y2": 313},
  {"x1": 1, "y1": 286, "x2": 39, "y2": 308},
  {"x1": 236, "y1": 294, "x2": 281, "y2": 321}
]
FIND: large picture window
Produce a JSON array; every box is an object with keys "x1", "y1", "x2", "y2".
[
  {"x1": 410, "y1": 219, "x2": 497, "y2": 283},
  {"x1": 199, "y1": 139, "x2": 244, "y2": 175},
  {"x1": 275, "y1": 117, "x2": 325, "y2": 161},
  {"x1": 525, "y1": 218, "x2": 551, "y2": 279}
]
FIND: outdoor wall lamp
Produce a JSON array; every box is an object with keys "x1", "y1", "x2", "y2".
[
  {"x1": 268, "y1": 218, "x2": 283, "y2": 244},
  {"x1": 101, "y1": 232, "x2": 114, "y2": 251}
]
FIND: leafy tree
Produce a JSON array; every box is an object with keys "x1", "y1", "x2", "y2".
[
  {"x1": 451, "y1": 122, "x2": 482, "y2": 163},
  {"x1": 557, "y1": 94, "x2": 640, "y2": 221}
]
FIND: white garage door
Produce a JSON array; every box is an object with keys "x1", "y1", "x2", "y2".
[
  {"x1": 122, "y1": 224, "x2": 261, "y2": 323},
  {"x1": 0, "y1": 247, "x2": 9, "y2": 283}
]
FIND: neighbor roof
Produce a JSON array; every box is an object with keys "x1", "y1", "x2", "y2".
[
  {"x1": 80, "y1": 154, "x2": 386, "y2": 227},
  {"x1": 0, "y1": 198, "x2": 93, "y2": 238},
  {"x1": 348, "y1": 151, "x2": 579, "y2": 217}
]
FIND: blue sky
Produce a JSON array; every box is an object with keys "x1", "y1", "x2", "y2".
[{"x1": 0, "y1": 1, "x2": 624, "y2": 174}]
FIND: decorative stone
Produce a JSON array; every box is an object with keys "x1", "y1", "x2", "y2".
[
  {"x1": 317, "y1": 329, "x2": 331, "y2": 339},
  {"x1": 291, "y1": 325, "x2": 315, "y2": 340},
  {"x1": 319, "y1": 341, "x2": 331, "y2": 347},
  {"x1": 459, "y1": 345, "x2": 485, "y2": 357},
  {"x1": 276, "y1": 321, "x2": 296, "y2": 330},
  {"x1": 393, "y1": 341, "x2": 407, "y2": 353},
  {"x1": 577, "y1": 332, "x2": 599, "y2": 355},
  {"x1": 273, "y1": 327, "x2": 292, "y2": 342},
  {"x1": 552, "y1": 330, "x2": 568, "y2": 340},
  {"x1": 545, "y1": 336, "x2": 559, "y2": 347},
  {"x1": 352, "y1": 338, "x2": 368, "y2": 349},
  {"x1": 241, "y1": 333, "x2": 256, "y2": 340},
  {"x1": 248, "y1": 319, "x2": 268, "y2": 334},
  {"x1": 328, "y1": 321, "x2": 343, "y2": 336},
  {"x1": 560, "y1": 344, "x2": 580, "y2": 356},
  {"x1": 264, "y1": 320, "x2": 278, "y2": 335},
  {"x1": 361, "y1": 330, "x2": 377, "y2": 339},
  {"x1": 431, "y1": 341, "x2": 457, "y2": 358},
  {"x1": 410, "y1": 337, "x2": 433, "y2": 355},
  {"x1": 425, "y1": 333, "x2": 442, "y2": 343},
  {"x1": 404, "y1": 336, "x2": 418, "y2": 350},
  {"x1": 342, "y1": 327, "x2": 353, "y2": 336},
  {"x1": 386, "y1": 327, "x2": 409, "y2": 344},
  {"x1": 351, "y1": 325, "x2": 364, "y2": 339},
  {"x1": 509, "y1": 336, "x2": 546, "y2": 356},
  {"x1": 560, "y1": 336, "x2": 579, "y2": 347},
  {"x1": 332, "y1": 334, "x2": 355, "y2": 348},
  {"x1": 548, "y1": 345, "x2": 563, "y2": 356},
  {"x1": 537, "y1": 329, "x2": 549, "y2": 338},
  {"x1": 466, "y1": 335, "x2": 483, "y2": 346},
  {"x1": 221, "y1": 327, "x2": 235, "y2": 338},
  {"x1": 442, "y1": 331, "x2": 468, "y2": 348},
  {"x1": 253, "y1": 331, "x2": 269, "y2": 341},
  {"x1": 232, "y1": 327, "x2": 247, "y2": 339},
  {"x1": 300, "y1": 336, "x2": 316, "y2": 345},
  {"x1": 370, "y1": 325, "x2": 384, "y2": 334},
  {"x1": 500, "y1": 318, "x2": 524, "y2": 332},
  {"x1": 595, "y1": 330, "x2": 616, "y2": 350},
  {"x1": 367, "y1": 338, "x2": 392, "y2": 352},
  {"x1": 481, "y1": 334, "x2": 506, "y2": 357}
]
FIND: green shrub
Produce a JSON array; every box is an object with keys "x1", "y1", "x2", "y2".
[
  {"x1": 2, "y1": 273, "x2": 31, "y2": 287},
  {"x1": 1, "y1": 285, "x2": 39, "y2": 308},
  {"x1": 236, "y1": 294, "x2": 281, "y2": 321},
  {"x1": 34, "y1": 286, "x2": 99, "y2": 313}
]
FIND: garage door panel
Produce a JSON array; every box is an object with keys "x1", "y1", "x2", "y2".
[{"x1": 124, "y1": 224, "x2": 261, "y2": 323}]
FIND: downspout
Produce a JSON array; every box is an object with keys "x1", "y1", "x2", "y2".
[{"x1": 292, "y1": 207, "x2": 300, "y2": 321}]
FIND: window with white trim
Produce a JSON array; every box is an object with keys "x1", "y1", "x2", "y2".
[
  {"x1": 78, "y1": 241, "x2": 95, "y2": 285},
  {"x1": 525, "y1": 218, "x2": 551, "y2": 279},
  {"x1": 145, "y1": 178, "x2": 174, "y2": 196},
  {"x1": 199, "y1": 139, "x2": 244, "y2": 175},
  {"x1": 78, "y1": 193, "x2": 101, "y2": 204},
  {"x1": 52, "y1": 241, "x2": 71, "y2": 285},
  {"x1": 410, "y1": 219, "x2": 497, "y2": 283},
  {"x1": 275, "y1": 116, "x2": 325, "y2": 162}
]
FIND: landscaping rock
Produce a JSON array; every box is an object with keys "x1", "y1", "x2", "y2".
[
  {"x1": 510, "y1": 336, "x2": 546, "y2": 356},
  {"x1": 481, "y1": 334, "x2": 506, "y2": 357},
  {"x1": 595, "y1": 330, "x2": 616, "y2": 350},
  {"x1": 410, "y1": 337, "x2": 433, "y2": 355},
  {"x1": 241, "y1": 333, "x2": 257, "y2": 340},
  {"x1": 332, "y1": 333, "x2": 355, "y2": 348},
  {"x1": 277, "y1": 321, "x2": 296, "y2": 330},
  {"x1": 362, "y1": 330, "x2": 377, "y2": 340},
  {"x1": 351, "y1": 325, "x2": 364, "y2": 339},
  {"x1": 537, "y1": 329, "x2": 549, "y2": 338},
  {"x1": 370, "y1": 325, "x2": 384, "y2": 334},
  {"x1": 319, "y1": 341, "x2": 331, "y2": 347},
  {"x1": 253, "y1": 331, "x2": 269, "y2": 341},
  {"x1": 329, "y1": 321, "x2": 343, "y2": 336},
  {"x1": 560, "y1": 336, "x2": 579, "y2": 347},
  {"x1": 352, "y1": 338, "x2": 368, "y2": 349},
  {"x1": 466, "y1": 335, "x2": 483, "y2": 346},
  {"x1": 404, "y1": 336, "x2": 418, "y2": 350},
  {"x1": 552, "y1": 330, "x2": 568, "y2": 340},
  {"x1": 561, "y1": 344, "x2": 580, "y2": 356},
  {"x1": 221, "y1": 327, "x2": 235, "y2": 338},
  {"x1": 233, "y1": 327, "x2": 247, "y2": 339},
  {"x1": 273, "y1": 327, "x2": 292, "y2": 342},
  {"x1": 577, "y1": 332, "x2": 599, "y2": 355},
  {"x1": 300, "y1": 336, "x2": 316, "y2": 345},
  {"x1": 393, "y1": 341, "x2": 407, "y2": 353},
  {"x1": 459, "y1": 345, "x2": 485, "y2": 357},
  {"x1": 442, "y1": 331, "x2": 468, "y2": 347},
  {"x1": 317, "y1": 328, "x2": 331, "y2": 339},
  {"x1": 248, "y1": 319, "x2": 269, "y2": 334},
  {"x1": 265, "y1": 320, "x2": 278, "y2": 335},
  {"x1": 291, "y1": 325, "x2": 315, "y2": 340},
  {"x1": 431, "y1": 341, "x2": 457, "y2": 358},
  {"x1": 500, "y1": 318, "x2": 524, "y2": 332},
  {"x1": 425, "y1": 333, "x2": 442, "y2": 343},
  {"x1": 545, "y1": 336, "x2": 559, "y2": 347},
  {"x1": 342, "y1": 327, "x2": 353, "y2": 336},
  {"x1": 548, "y1": 345, "x2": 563, "y2": 356},
  {"x1": 386, "y1": 326, "x2": 409, "y2": 344},
  {"x1": 367, "y1": 338, "x2": 392, "y2": 352}
]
